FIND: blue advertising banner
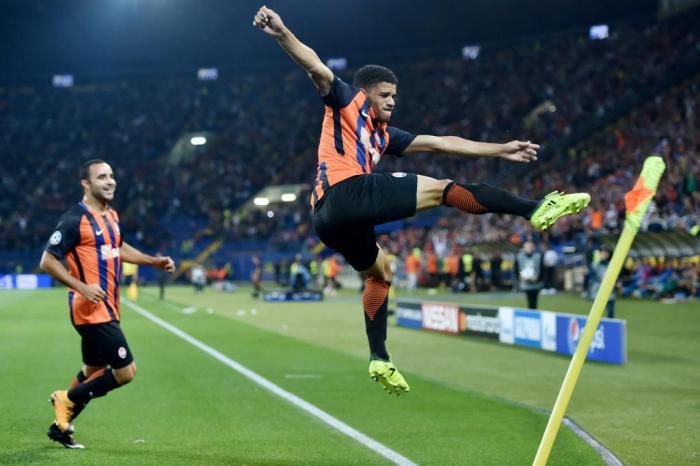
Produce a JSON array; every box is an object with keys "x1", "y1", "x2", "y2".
[
  {"x1": 0, "y1": 274, "x2": 53, "y2": 290},
  {"x1": 555, "y1": 314, "x2": 627, "y2": 364},
  {"x1": 395, "y1": 301, "x2": 423, "y2": 329},
  {"x1": 513, "y1": 309, "x2": 543, "y2": 348},
  {"x1": 396, "y1": 300, "x2": 627, "y2": 365}
]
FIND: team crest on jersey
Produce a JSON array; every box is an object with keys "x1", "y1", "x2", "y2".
[
  {"x1": 49, "y1": 231, "x2": 62, "y2": 245},
  {"x1": 392, "y1": 172, "x2": 407, "y2": 178}
]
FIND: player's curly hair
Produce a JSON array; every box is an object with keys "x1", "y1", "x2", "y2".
[{"x1": 353, "y1": 65, "x2": 398, "y2": 90}]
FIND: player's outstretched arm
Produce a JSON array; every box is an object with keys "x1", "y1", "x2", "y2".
[
  {"x1": 121, "y1": 242, "x2": 175, "y2": 272},
  {"x1": 253, "y1": 5, "x2": 333, "y2": 94},
  {"x1": 403, "y1": 135, "x2": 539, "y2": 163},
  {"x1": 39, "y1": 251, "x2": 106, "y2": 303}
]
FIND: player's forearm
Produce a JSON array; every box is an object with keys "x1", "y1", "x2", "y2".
[
  {"x1": 276, "y1": 27, "x2": 328, "y2": 78},
  {"x1": 406, "y1": 135, "x2": 507, "y2": 157},
  {"x1": 438, "y1": 136, "x2": 506, "y2": 157},
  {"x1": 120, "y1": 242, "x2": 156, "y2": 267},
  {"x1": 40, "y1": 252, "x2": 87, "y2": 291}
]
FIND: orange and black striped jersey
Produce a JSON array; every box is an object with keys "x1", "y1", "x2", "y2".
[
  {"x1": 45, "y1": 202, "x2": 123, "y2": 326},
  {"x1": 311, "y1": 76, "x2": 416, "y2": 207}
]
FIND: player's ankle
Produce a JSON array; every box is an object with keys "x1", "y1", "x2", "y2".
[{"x1": 370, "y1": 351, "x2": 390, "y2": 362}]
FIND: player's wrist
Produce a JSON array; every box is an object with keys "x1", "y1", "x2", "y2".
[
  {"x1": 495, "y1": 143, "x2": 509, "y2": 156},
  {"x1": 76, "y1": 282, "x2": 90, "y2": 295},
  {"x1": 275, "y1": 25, "x2": 291, "y2": 40}
]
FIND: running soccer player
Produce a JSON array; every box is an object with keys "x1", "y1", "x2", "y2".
[
  {"x1": 253, "y1": 6, "x2": 590, "y2": 395},
  {"x1": 39, "y1": 159, "x2": 176, "y2": 448},
  {"x1": 251, "y1": 255, "x2": 262, "y2": 298}
]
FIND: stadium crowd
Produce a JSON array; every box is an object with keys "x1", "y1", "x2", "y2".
[{"x1": 0, "y1": 12, "x2": 697, "y2": 292}]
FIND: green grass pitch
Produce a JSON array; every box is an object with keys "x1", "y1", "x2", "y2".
[{"x1": 1, "y1": 286, "x2": 698, "y2": 465}]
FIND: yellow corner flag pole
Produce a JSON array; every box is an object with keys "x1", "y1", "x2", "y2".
[{"x1": 533, "y1": 155, "x2": 666, "y2": 466}]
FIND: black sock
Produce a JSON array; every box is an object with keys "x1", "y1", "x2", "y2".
[
  {"x1": 365, "y1": 297, "x2": 389, "y2": 360},
  {"x1": 75, "y1": 370, "x2": 87, "y2": 384},
  {"x1": 67, "y1": 369, "x2": 120, "y2": 405},
  {"x1": 68, "y1": 369, "x2": 90, "y2": 421},
  {"x1": 443, "y1": 182, "x2": 539, "y2": 218},
  {"x1": 70, "y1": 370, "x2": 89, "y2": 420}
]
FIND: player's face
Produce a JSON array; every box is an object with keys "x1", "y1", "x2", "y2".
[
  {"x1": 85, "y1": 163, "x2": 117, "y2": 202},
  {"x1": 365, "y1": 82, "x2": 397, "y2": 123}
]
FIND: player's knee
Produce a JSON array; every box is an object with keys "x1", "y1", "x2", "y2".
[
  {"x1": 115, "y1": 364, "x2": 136, "y2": 385},
  {"x1": 365, "y1": 267, "x2": 386, "y2": 281},
  {"x1": 372, "y1": 251, "x2": 392, "y2": 281},
  {"x1": 119, "y1": 371, "x2": 135, "y2": 385},
  {"x1": 417, "y1": 176, "x2": 452, "y2": 211},
  {"x1": 83, "y1": 365, "x2": 105, "y2": 377},
  {"x1": 383, "y1": 262, "x2": 393, "y2": 282},
  {"x1": 429, "y1": 178, "x2": 451, "y2": 194}
]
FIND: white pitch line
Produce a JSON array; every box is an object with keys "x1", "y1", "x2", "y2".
[
  {"x1": 123, "y1": 299, "x2": 416, "y2": 466},
  {"x1": 562, "y1": 418, "x2": 623, "y2": 466}
]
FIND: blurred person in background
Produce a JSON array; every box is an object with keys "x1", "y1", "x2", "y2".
[
  {"x1": 592, "y1": 247, "x2": 617, "y2": 318},
  {"x1": 191, "y1": 263, "x2": 206, "y2": 293},
  {"x1": 404, "y1": 248, "x2": 421, "y2": 294},
  {"x1": 251, "y1": 255, "x2": 262, "y2": 298},
  {"x1": 542, "y1": 243, "x2": 559, "y2": 295},
  {"x1": 490, "y1": 253, "x2": 503, "y2": 290},
  {"x1": 515, "y1": 240, "x2": 544, "y2": 309},
  {"x1": 290, "y1": 254, "x2": 311, "y2": 291}
]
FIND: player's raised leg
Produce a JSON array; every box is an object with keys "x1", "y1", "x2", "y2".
[
  {"x1": 416, "y1": 175, "x2": 590, "y2": 230},
  {"x1": 362, "y1": 247, "x2": 410, "y2": 395}
]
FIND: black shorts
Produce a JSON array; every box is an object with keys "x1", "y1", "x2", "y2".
[
  {"x1": 73, "y1": 321, "x2": 134, "y2": 369},
  {"x1": 313, "y1": 172, "x2": 417, "y2": 271}
]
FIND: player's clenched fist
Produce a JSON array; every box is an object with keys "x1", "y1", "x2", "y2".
[
  {"x1": 253, "y1": 5, "x2": 285, "y2": 37},
  {"x1": 155, "y1": 256, "x2": 176, "y2": 273}
]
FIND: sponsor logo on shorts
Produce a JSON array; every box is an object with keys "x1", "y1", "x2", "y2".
[
  {"x1": 392, "y1": 172, "x2": 407, "y2": 178},
  {"x1": 118, "y1": 346, "x2": 127, "y2": 359},
  {"x1": 49, "y1": 231, "x2": 62, "y2": 245}
]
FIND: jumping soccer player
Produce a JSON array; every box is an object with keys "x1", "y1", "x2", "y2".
[
  {"x1": 40, "y1": 159, "x2": 176, "y2": 448},
  {"x1": 253, "y1": 6, "x2": 590, "y2": 395}
]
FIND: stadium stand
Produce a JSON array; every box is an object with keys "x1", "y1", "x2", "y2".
[{"x1": 0, "y1": 11, "x2": 698, "y2": 295}]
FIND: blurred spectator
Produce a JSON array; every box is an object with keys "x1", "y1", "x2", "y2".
[
  {"x1": 515, "y1": 240, "x2": 545, "y2": 309},
  {"x1": 542, "y1": 244, "x2": 559, "y2": 294},
  {"x1": 191, "y1": 263, "x2": 206, "y2": 293},
  {"x1": 404, "y1": 249, "x2": 421, "y2": 294},
  {"x1": 591, "y1": 247, "x2": 618, "y2": 318}
]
